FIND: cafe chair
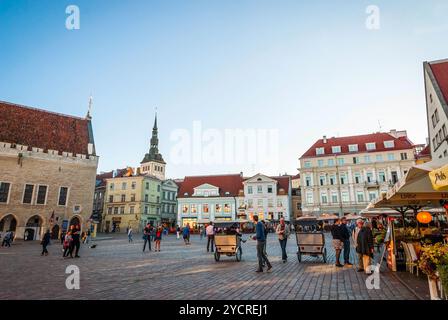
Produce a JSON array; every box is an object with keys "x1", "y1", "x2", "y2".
[
  {"x1": 401, "y1": 242, "x2": 418, "y2": 275},
  {"x1": 406, "y1": 243, "x2": 420, "y2": 277}
]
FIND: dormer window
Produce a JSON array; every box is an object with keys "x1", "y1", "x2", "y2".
[
  {"x1": 366, "y1": 143, "x2": 376, "y2": 151},
  {"x1": 316, "y1": 147, "x2": 325, "y2": 155},
  {"x1": 225, "y1": 191, "x2": 230, "y2": 195},
  {"x1": 183, "y1": 192, "x2": 188, "y2": 196},
  {"x1": 332, "y1": 146, "x2": 341, "y2": 153},
  {"x1": 348, "y1": 144, "x2": 358, "y2": 152},
  {"x1": 384, "y1": 140, "x2": 394, "y2": 148}
]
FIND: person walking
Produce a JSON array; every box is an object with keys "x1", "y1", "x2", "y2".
[
  {"x1": 331, "y1": 219, "x2": 344, "y2": 267},
  {"x1": 340, "y1": 217, "x2": 353, "y2": 267},
  {"x1": 262, "y1": 220, "x2": 269, "y2": 258},
  {"x1": 155, "y1": 226, "x2": 163, "y2": 251},
  {"x1": 276, "y1": 218, "x2": 290, "y2": 263},
  {"x1": 63, "y1": 231, "x2": 73, "y2": 258},
  {"x1": 356, "y1": 222, "x2": 374, "y2": 274},
  {"x1": 253, "y1": 215, "x2": 272, "y2": 273},
  {"x1": 206, "y1": 222, "x2": 215, "y2": 252},
  {"x1": 41, "y1": 229, "x2": 51, "y2": 256},
  {"x1": 143, "y1": 223, "x2": 152, "y2": 252},
  {"x1": 128, "y1": 226, "x2": 133, "y2": 243},
  {"x1": 71, "y1": 225, "x2": 81, "y2": 258},
  {"x1": 182, "y1": 223, "x2": 191, "y2": 245},
  {"x1": 176, "y1": 225, "x2": 181, "y2": 240},
  {"x1": 85, "y1": 229, "x2": 91, "y2": 244},
  {"x1": 1, "y1": 230, "x2": 12, "y2": 247},
  {"x1": 352, "y1": 219, "x2": 365, "y2": 272},
  {"x1": 60, "y1": 230, "x2": 66, "y2": 245}
]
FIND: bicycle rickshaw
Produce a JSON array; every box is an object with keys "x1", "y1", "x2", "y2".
[
  {"x1": 294, "y1": 216, "x2": 327, "y2": 263},
  {"x1": 213, "y1": 221, "x2": 244, "y2": 262}
]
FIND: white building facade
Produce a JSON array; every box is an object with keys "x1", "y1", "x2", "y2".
[
  {"x1": 299, "y1": 131, "x2": 416, "y2": 217},
  {"x1": 176, "y1": 174, "x2": 244, "y2": 228},
  {"x1": 424, "y1": 59, "x2": 448, "y2": 160},
  {"x1": 241, "y1": 174, "x2": 292, "y2": 222}
]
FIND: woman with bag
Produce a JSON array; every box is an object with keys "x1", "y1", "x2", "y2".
[{"x1": 155, "y1": 226, "x2": 163, "y2": 251}]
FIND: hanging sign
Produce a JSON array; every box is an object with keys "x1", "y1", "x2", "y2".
[{"x1": 429, "y1": 164, "x2": 448, "y2": 191}]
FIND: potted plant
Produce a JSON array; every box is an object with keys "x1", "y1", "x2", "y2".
[
  {"x1": 418, "y1": 243, "x2": 448, "y2": 299},
  {"x1": 437, "y1": 253, "x2": 448, "y2": 299}
]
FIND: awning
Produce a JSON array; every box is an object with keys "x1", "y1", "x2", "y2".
[
  {"x1": 429, "y1": 163, "x2": 448, "y2": 191},
  {"x1": 317, "y1": 214, "x2": 339, "y2": 221}
]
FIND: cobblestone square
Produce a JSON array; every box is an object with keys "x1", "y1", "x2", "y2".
[{"x1": 0, "y1": 233, "x2": 419, "y2": 300}]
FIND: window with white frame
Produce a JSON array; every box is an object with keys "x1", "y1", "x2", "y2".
[
  {"x1": 348, "y1": 144, "x2": 358, "y2": 152},
  {"x1": 328, "y1": 159, "x2": 335, "y2": 166},
  {"x1": 22, "y1": 184, "x2": 34, "y2": 204},
  {"x1": 332, "y1": 146, "x2": 341, "y2": 153},
  {"x1": 316, "y1": 147, "x2": 325, "y2": 155},
  {"x1": 36, "y1": 185, "x2": 48, "y2": 205},
  {"x1": 341, "y1": 192, "x2": 349, "y2": 203},
  {"x1": 306, "y1": 192, "x2": 313, "y2": 205},
  {"x1": 384, "y1": 140, "x2": 394, "y2": 148},
  {"x1": 277, "y1": 199, "x2": 283, "y2": 207},
  {"x1": 304, "y1": 161, "x2": 311, "y2": 168},
  {"x1": 321, "y1": 193, "x2": 328, "y2": 204},
  {"x1": 337, "y1": 158, "x2": 345, "y2": 166},
  {"x1": 376, "y1": 154, "x2": 383, "y2": 162},
  {"x1": 257, "y1": 185, "x2": 263, "y2": 194},
  {"x1": 387, "y1": 153, "x2": 395, "y2": 161},
  {"x1": 357, "y1": 192, "x2": 365, "y2": 203},
  {"x1": 248, "y1": 186, "x2": 253, "y2": 194},
  {"x1": 317, "y1": 159, "x2": 324, "y2": 167},
  {"x1": 0, "y1": 182, "x2": 11, "y2": 203},
  {"x1": 58, "y1": 187, "x2": 69, "y2": 206},
  {"x1": 331, "y1": 192, "x2": 338, "y2": 203},
  {"x1": 366, "y1": 142, "x2": 376, "y2": 151}
]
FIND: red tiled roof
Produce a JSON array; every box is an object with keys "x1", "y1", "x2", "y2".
[
  {"x1": 178, "y1": 174, "x2": 244, "y2": 197},
  {"x1": 429, "y1": 60, "x2": 448, "y2": 105},
  {"x1": 0, "y1": 101, "x2": 92, "y2": 155},
  {"x1": 300, "y1": 132, "x2": 414, "y2": 159},
  {"x1": 416, "y1": 145, "x2": 431, "y2": 159},
  {"x1": 271, "y1": 176, "x2": 290, "y2": 193}
]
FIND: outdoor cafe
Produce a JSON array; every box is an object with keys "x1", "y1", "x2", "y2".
[{"x1": 362, "y1": 158, "x2": 448, "y2": 299}]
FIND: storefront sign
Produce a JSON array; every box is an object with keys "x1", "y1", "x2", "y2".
[{"x1": 429, "y1": 164, "x2": 448, "y2": 191}]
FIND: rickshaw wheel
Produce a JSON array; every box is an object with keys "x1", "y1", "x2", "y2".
[
  {"x1": 214, "y1": 251, "x2": 220, "y2": 262},
  {"x1": 297, "y1": 251, "x2": 302, "y2": 262},
  {"x1": 235, "y1": 247, "x2": 242, "y2": 261},
  {"x1": 322, "y1": 247, "x2": 327, "y2": 263}
]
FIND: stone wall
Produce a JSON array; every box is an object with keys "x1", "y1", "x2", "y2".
[{"x1": 0, "y1": 150, "x2": 97, "y2": 240}]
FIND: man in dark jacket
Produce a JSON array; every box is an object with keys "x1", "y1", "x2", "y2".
[
  {"x1": 41, "y1": 229, "x2": 51, "y2": 256},
  {"x1": 253, "y1": 215, "x2": 272, "y2": 273},
  {"x1": 340, "y1": 217, "x2": 353, "y2": 267},
  {"x1": 356, "y1": 223, "x2": 374, "y2": 274},
  {"x1": 330, "y1": 219, "x2": 344, "y2": 267}
]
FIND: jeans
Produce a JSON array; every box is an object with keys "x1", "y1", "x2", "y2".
[
  {"x1": 143, "y1": 237, "x2": 151, "y2": 251},
  {"x1": 279, "y1": 238, "x2": 288, "y2": 261},
  {"x1": 73, "y1": 240, "x2": 80, "y2": 256},
  {"x1": 343, "y1": 239, "x2": 351, "y2": 263},
  {"x1": 207, "y1": 235, "x2": 214, "y2": 252},
  {"x1": 256, "y1": 240, "x2": 271, "y2": 270}
]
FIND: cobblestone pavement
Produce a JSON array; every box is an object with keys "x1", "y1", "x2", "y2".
[{"x1": 0, "y1": 233, "x2": 419, "y2": 300}]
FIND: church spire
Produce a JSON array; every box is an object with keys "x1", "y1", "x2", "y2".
[
  {"x1": 141, "y1": 111, "x2": 165, "y2": 165},
  {"x1": 86, "y1": 95, "x2": 93, "y2": 120}
]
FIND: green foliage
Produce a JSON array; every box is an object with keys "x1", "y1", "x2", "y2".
[{"x1": 418, "y1": 243, "x2": 448, "y2": 280}]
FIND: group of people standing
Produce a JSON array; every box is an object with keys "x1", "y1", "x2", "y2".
[
  {"x1": 60, "y1": 224, "x2": 82, "y2": 258},
  {"x1": 331, "y1": 217, "x2": 374, "y2": 274},
  {"x1": 141, "y1": 223, "x2": 164, "y2": 252}
]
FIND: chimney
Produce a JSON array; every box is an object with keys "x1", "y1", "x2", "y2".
[{"x1": 323, "y1": 135, "x2": 327, "y2": 143}]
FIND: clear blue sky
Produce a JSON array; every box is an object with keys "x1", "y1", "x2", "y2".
[{"x1": 1, "y1": 0, "x2": 447, "y2": 178}]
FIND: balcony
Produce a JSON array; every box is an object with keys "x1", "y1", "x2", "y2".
[{"x1": 364, "y1": 181, "x2": 379, "y2": 189}]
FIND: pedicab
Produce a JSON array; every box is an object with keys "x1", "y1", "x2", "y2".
[
  {"x1": 212, "y1": 221, "x2": 244, "y2": 262},
  {"x1": 294, "y1": 216, "x2": 327, "y2": 263}
]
